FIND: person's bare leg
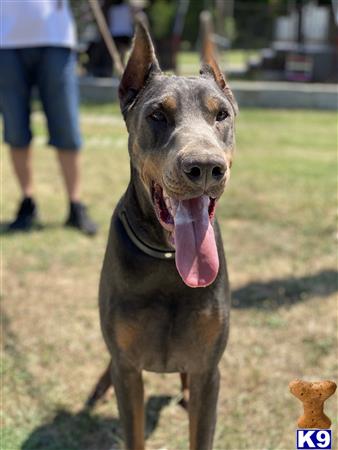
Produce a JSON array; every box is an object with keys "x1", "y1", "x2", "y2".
[
  {"x1": 10, "y1": 146, "x2": 34, "y2": 197},
  {"x1": 8, "y1": 146, "x2": 38, "y2": 230},
  {"x1": 57, "y1": 149, "x2": 97, "y2": 235},
  {"x1": 56, "y1": 149, "x2": 80, "y2": 202}
]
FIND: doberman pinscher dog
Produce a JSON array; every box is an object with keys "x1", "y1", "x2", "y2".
[{"x1": 89, "y1": 21, "x2": 238, "y2": 450}]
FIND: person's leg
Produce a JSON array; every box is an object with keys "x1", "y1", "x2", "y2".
[
  {"x1": 57, "y1": 151, "x2": 98, "y2": 235},
  {"x1": 56, "y1": 150, "x2": 97, "y2": 234},
  {"x1": 37, "y1": 47, "x2": 82, "y2": 196},
  {"x1": 37, "y1": 47, "x2": 97, "y2": 235},
  {"x1": 7, "y1": 147, "x2": 38, "y2": 230},
  {"x1": 7, "y1": 144, "x2": 41, "y2": 231},
  {"x1": 10, "y1": 147, "x2": 34, "y2": 198},
  {"x1": 56, "y1": 150, "x2": 80, "y2": 202},
  {"x1": 0, "y1": 48, "x2": 39, "y2": 230}
]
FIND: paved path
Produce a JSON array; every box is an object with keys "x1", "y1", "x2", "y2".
[{"x1": 78, "y1": 77, "x2": 337, "y2": 110}]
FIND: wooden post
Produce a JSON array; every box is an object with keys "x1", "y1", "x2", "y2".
[{"x1": 89, "y1": 0, "x2": 124, "y2": 77}]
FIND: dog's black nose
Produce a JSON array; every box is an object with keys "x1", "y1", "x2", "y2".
[{"x1": 181, "y1": 156, "x2": 227, "y2": 189}]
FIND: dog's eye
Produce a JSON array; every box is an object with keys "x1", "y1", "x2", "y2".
[
  {"x1": 216, "y1": 109, "x2": 229, "y2": 122},
  {"x1": 149, "y1": 110, "x2": 167, "y2": 123}
]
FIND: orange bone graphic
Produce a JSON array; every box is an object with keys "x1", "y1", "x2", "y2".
[{"x1": 289, "y1": 379, "x2": 337, "y2": 429}]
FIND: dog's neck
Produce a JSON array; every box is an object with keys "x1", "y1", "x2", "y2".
[{"x1": 122, "y1": 165, "x2": 173, "y2": 252}]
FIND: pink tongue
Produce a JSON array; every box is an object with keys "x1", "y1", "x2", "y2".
[{"x1": 173, "y1": 195, "x2": 219, "y2": 288}]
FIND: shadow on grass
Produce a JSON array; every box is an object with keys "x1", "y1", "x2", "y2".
[
  {"x1": 21, "y1": 409, "x2": 120, "y2": 450},
  {"x1": 232, "y1": 269, "x2": 338, "y2": 309},
  {"x1": 0, "y1": 221, "x2": 57, "y2": 235},
  {"x1": 21, "y1": 395, "x2": 172, "y2": 450}
]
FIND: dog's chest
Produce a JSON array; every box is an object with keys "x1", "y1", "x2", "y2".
[{"x1": 113, "y1": 301, "x2": 228, "y2": 372}]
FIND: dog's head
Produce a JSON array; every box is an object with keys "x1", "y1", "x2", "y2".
[{"x1": 119, "y1": 21, "x2": 238, "y2": 288}]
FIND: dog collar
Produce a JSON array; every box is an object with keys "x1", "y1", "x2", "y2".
[{"x1": 119, "y1": 210, "x2": 175, "y2": 260}]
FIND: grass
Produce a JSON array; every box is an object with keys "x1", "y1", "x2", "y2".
[
  {"x1": 177, "y1": 50, "x2": 258, "y2": 75},
  {"x1": 1, "y1": 105, "x2": 337, "y2": 450}
]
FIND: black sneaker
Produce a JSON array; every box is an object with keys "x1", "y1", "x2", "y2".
[
  {"x1": 7, "y1": 197, "x2": 39, "y2": 232},
  {"x1": 65, "y1": 202, "x2": 98, "y2": 236}
]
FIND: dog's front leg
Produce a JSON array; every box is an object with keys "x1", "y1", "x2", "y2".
[
  {"x1": 111, "y1": 363, "x2": 145, "y2": 450},
  {"x1": 188, "y1": 368, "x2": 220, "y2": 450}
]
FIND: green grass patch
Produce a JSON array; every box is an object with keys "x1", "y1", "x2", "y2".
[{"x1": 177, "y1": 50, "x2": 258, "y2": 75}]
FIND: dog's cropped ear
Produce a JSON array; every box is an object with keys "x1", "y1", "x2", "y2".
[
  {"x1": 199, "y1": 12, "x2": 238, "y2": 115},
  {"x1": 119, "y1": 20, "x2": 161, "y2": 115}
]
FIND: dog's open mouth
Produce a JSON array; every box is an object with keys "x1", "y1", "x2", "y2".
[{"x1": 151, "y1": 183, "x2": 219, "y2": 288}]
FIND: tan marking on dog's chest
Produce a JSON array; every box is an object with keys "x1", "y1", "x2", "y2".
[
  {"x1": 115, "y1": 319, "x2": 142, "y2": 352},
  {"x1": 193, "y1": 309, "x2": 225, "y2": 345}
]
